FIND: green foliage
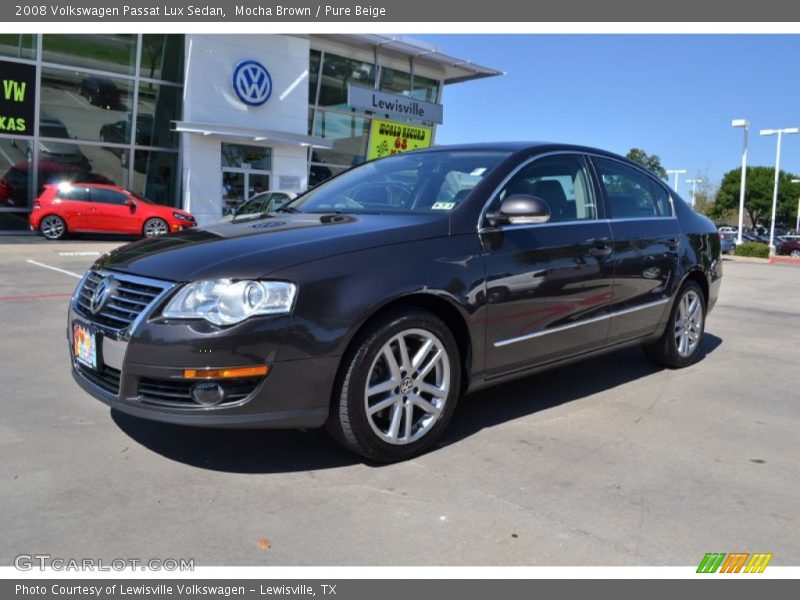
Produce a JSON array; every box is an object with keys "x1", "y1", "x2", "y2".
[
  {"x1": 712, "y1": 166, "x2": 800, "y2": 227},
  {"x1": 626, "y1": 148, "x2": 668, "y2": 180},
  {"x1": 734, "y1": 242, "x2": 770, "y2": 258}
]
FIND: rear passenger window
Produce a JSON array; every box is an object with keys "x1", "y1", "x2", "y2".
[
  {"x1": 57, "y1": 186, "x2": 88, "y2": 202},
  {"x1": 594, "y1": 158, "x2": 673, "y2": 218}
]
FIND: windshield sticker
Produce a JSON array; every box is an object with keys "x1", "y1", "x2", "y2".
[{"x1": 431, "y1": 201, "x2": 456, "y2": 210}]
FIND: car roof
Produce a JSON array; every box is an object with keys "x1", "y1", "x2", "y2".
[{"x1": 412, "y1": 141, "x2": 631, "y2": 161}]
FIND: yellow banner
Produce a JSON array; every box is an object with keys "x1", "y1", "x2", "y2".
[{"x1": 367, "y1": 119, "x2": 433, "y2": 160}]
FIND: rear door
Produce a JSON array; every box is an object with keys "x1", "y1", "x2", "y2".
[
  {"x1": 590, "y1": 156, "x2": 681, "y2": 344},
  {"x1": 480, "y1": 153, "x2": 615, "y2": 376},
  {"x1": 87, "y1": 187, "x2": 138, "y2": 233}
]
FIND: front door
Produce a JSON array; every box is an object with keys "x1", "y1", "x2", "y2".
[
  {"x1": 87, "y1": 187, "x2": 138, "y2": 233},
  {"x1": 480, "y1": 153, "x2": 615, "y2": 376}
]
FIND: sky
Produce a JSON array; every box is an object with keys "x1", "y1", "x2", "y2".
[{"x1": 415, "y1": 34, "x2": 800, "y2": 195}]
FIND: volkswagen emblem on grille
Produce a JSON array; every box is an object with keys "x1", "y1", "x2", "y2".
[
  {"x1": 89, "y1": 276, "x2": 114, "y2": 314},
  {"x1": 232, "y1": 60, "x2": 272, "y2": 107}
]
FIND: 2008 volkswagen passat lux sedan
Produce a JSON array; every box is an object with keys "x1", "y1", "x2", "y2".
[{"x1": 69, "y1": 143, "x2": 722, "y2": 462}]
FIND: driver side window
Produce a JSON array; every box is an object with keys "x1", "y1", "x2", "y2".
[{"x1": 493, "y1": 154, "x2": 597, "y2": 223}]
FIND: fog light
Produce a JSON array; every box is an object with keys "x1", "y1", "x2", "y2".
[{"x1": 191, "y1": 382, "x2": 225, "y2": 406}]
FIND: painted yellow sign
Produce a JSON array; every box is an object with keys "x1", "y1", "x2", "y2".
[{"x1": 367, "y1": 119, "x2": 433, "y2": 160}]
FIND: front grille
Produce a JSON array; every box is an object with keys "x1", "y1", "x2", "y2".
[
  {"x1": 137, "y1": 377, "x2": 261, "y2": 407},
  {"x1": 75, "y1": 270, "x2": 167, "y2": 329},
  {"x1": 76, "y1": 363, "x2": 121, "y2": 396}
]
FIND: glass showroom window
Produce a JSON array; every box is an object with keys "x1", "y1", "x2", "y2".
[
  {"x1": 41, "y1": 67, "x2": 134, "y2": 143},
  {"x1": 379, "y1": 67, "x2": 440, "y2": 104},
  {"x1": 42, "y1": 34, "x2": 138, "y2": 76},
  {"x1": 318, "y1": 52, "x2": 375, "y2": 110},
  {"x1": 0, "y1": 138, "x2": 33, "y2": 228},
  {"x1": 127, "y1": 150, "x2": 179, "y2": 205},
  {"x1": 140, "y1": 34, "x2": 184, "y2": 84},
  {"x1": 0, "y1": 34, "x2": 36, "y2": 60},
  {"x1": 309, "y1": 49, "x2": 321, "y2": 104},
  {"x1": 311, "y1": 109, "x2": 370, "y2": 168}
]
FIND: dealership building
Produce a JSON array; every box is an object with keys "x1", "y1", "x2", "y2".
[{"x1": 0, "y1": 34, "x2": 501, "y2": 230}]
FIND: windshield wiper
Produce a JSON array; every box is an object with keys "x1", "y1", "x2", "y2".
[{"x1": 275, "y1": 205, "x2": 300, "y2": 213}]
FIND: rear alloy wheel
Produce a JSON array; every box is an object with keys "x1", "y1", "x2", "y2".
[
  {"x1": 327, "y1": 309, "x2": 461, "y2": 462},
  {"x1": 143, "y1": 218, "x2": 168, "y2": 237},
  {"x1": 40, "y1": 215, "x2": 66, "y2": 240},
  {"x1": 791, "y1": 249, "x2": 800, "y2": 259},
  {"x1": 644, "y1": 281, "x2": 706, "y2": 368}
]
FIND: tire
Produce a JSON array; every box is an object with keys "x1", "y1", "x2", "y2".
[
  {"x1": 644, "y1": 280, "x2": 706, "y2": 368},
  {"x1": 142, "y1": 217, "x2": 168, "y2": 237},
  {"x1": 791, "y1": 249, "x2": 800, "y2": 259},
  {"x1": 40, "y1": 215, "x2": 67, "y2": 240},
  {"x1": 327, "y1": 308, "x2": 462, "y2": 463}
]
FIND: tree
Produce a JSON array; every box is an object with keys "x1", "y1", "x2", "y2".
[
  {"x1": 712, "y1": 167, "x2": 800, "y2": 228},
  {"x1": 689, "y1": 170, "x2": 718, "y2": 218},
  {"x1": 626, "y1": 148, "x2": 668, "y2": 180}
]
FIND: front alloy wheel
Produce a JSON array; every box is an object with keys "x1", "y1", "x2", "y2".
[
  {"x1": 328, "y1": 309, "x2": 461, "y2": 462},
  {"x1": 143, "y1": 218, "x2": 168, "y2": 237},
  {"x1": 364, "y1": 329, "x2": 451, "y2": 445}
]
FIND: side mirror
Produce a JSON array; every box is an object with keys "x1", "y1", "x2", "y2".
[
  {"x1": 124, "y1": 198, "x2": 136, "y2": 207},
  {"x1": 486, "y1": 194, "x2": 551, "y2": 227}
]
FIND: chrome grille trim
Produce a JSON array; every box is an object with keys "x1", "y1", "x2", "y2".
[{"x1": 73, "y1": 269, "x2": 175, "y2": 334}]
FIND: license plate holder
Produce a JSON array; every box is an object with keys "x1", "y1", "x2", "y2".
[{"x1": 73, "y1": 321, "x2": 98, "y2": 370}]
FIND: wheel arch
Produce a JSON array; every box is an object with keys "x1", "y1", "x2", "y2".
[
  {"x1": 679, "y1": 267, "x2": 710, "y2": 307},
  {"x1": 337, "y1": 292, "x2": 474, "y2": 397}
]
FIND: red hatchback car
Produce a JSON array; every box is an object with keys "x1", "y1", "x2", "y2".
[{"x1": 30, "y1": 183, "x2": 195, "y2": 240}]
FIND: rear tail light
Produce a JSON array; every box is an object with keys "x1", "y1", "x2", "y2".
[{"x1": 32, "y1": 200, "x2": 41, "y2": 210}]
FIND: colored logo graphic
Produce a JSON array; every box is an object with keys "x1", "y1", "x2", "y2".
[
  {"x1": 696, "y1": 552, "x2": 773, "y2": 573},
  {"x1": 232, "y1": 60, "x2": 272, "y2": 106}
]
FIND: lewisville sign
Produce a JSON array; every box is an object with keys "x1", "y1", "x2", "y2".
[
  {"x1": 348, "y1": 84, "x2": 443, "y2": 124},
  {"x1": 0, "y1": 60, "x2": 35, "y2": 136}
]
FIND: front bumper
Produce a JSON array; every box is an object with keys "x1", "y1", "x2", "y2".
[{"x1": 68, "y1": 270, "x2": 337, "y2": 429}]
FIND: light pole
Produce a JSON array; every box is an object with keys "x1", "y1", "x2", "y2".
[
  {"x1": 760, "y1": 127, "x2": 799, "y2": 255},
  {"x1": 732, "y1": 119, "x2": 749, "y2": 244},
  {"x1": 686, "y1": 178, "x2": 702, "y2": 209},
  {"x1": 666, "y1": 169, "x2": 687, "y2": 194},
  {"x1": 792, "y1": 179, "x2": 800, "y2": 233}
]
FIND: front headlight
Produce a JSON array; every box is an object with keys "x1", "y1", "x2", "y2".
[
  {"x1": 163, "y1": 279, "x2": 297, "y2": 326},
  {"x1": 173, "y1": 212, "x2": 193, "y2": 221}
]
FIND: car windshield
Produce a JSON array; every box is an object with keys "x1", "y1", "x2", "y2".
[
  {"x1": 40, "y1": 125, "x2": 69, "y2": 138},
  {"x1": 130, "y1": 192, "x2": 154, "y2": 204},
  {"x1": 287, "y1": 151, "x2": 511, "y2": 215}
]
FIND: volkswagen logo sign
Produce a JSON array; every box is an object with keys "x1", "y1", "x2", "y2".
[
  {"x1": 89, "y1": 276, "x2": 114, "y2": 315},
  {"x1": 232, "y1": 60, "x2": 272, "y2": 107}
]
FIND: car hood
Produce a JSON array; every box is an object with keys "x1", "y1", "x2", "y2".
[{"x1": 95, "y1": 212, "x2": 449, "y2": 281}]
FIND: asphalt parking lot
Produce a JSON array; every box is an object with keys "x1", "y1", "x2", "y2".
[{"x1": 1, "y1": 237, "x2": 799, "y2": 566}]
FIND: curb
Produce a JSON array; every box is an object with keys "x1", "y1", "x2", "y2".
[
  {"x1": 769, "y1": 256, "x2": 800, "y2": 265},
  {"x1": 723, "y1": 255, "x2": 769, "y2": 264}
]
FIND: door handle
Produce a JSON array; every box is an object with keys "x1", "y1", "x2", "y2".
[
  {"x1": 665, "y1": 238, "x2": 680, "y2": 249},
  {"x1": 588, "y1": 239, "x2": 613, "y2": 258}
]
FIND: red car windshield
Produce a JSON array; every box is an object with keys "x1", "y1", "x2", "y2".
[{"x1": 130, "y1": 192, "x2": 154, "y2": 204}]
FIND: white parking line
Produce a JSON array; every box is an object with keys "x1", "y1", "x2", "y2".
[
  {"x1": 64, "y1": 90, "x2": 86, "y2": 108},
  {"x1": 0, "y1": 143, "x2": 15, "y2": 168},
  {"x1": 26, "y1": 259, "x2": 82, "y2": 279}
]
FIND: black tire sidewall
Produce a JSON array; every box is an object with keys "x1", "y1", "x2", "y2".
[{"x1": 334, "y1": 310, "x2": 461, "y2": 463}]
